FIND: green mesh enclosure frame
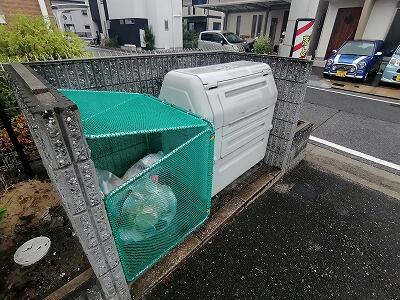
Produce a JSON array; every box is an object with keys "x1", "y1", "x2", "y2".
[{"x1": 59, "y1": 89, "x2": 214, "y2": 281}]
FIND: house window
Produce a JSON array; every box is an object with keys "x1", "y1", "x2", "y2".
[
  {"x1": 251, "y1": 15, "x2": 257, "y2": 38},
  {"x1": 213, "y1": 22, "x2": 221, "y2": 30},
  {"x1": 82, "y1": 10, "x2": 87, "y2": 15},
  {"x1": 188, "y1": 6, "x2": 190, "y2": 15},
  {"x1": 120, "y1": 19, "x2": 124, "y2": 25},
  {"x1": 165, "y1": 20, "x2": 169, "y2": 30},
  {"x1": 256, "y1": 15, "x2": 263, "y2": 36},
  {"x1": 236, "y1": 16, "x2": 241, "y2": 36},
  {"x1": 85, "y1": 25, "x2": 90, "y2": 29},
  {"x1": 193, "y1": 7, "x2": 196, "y2": 15},
  {"x1": 269, "y1": 17, "x2": 278, "y2": 44}
]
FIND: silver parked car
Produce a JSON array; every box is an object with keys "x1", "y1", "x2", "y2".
[{"x1": 198, "y1": 31, "x2": 247, "y2": 52}]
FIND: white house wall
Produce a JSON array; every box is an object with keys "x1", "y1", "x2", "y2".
[
  {"x1": 146, "y1": 0, "x2": 182, "y2": 49},
  {"x1": 363, "y1": 0, "x2": 398, "y2": 40},
  {"x1": 227, "y1": 11, "x2": 268, "y2": 39},
  {"x1": 106, "y1": 0, "x2": 147, "y2": 19},
  {"x1": 315, "y1": 0, "x2": 363, "y2": 59}
]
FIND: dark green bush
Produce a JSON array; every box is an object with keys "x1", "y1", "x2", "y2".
[
  {"x1": 144, "y1": 27, "x2": 155, "y2": 50},
  {"x1": 183, "y1": 31, "x2": 198, "y2": 49},
  {"x1": 103, "y1": 36, "x2": 119, "y2": 48},
  {"x1": 253, "y1": 36, "x2": 273, "y2": 55}
]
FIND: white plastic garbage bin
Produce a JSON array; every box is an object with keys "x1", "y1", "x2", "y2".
[{"x1": 159, "y1": 61, "x2": 278, "y2": 196}]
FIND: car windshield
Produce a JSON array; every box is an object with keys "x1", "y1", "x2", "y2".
[
  {"x1": 223, "y1": 32, "x2": 242, "y2": 43},
  {"x1": 338, "y1": 41, "x2": 375, "y2": 56}
]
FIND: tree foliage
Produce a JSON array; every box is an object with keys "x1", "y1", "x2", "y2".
[
  {"x1": 253, "y1": 36, "x2": 273, "y2": 55},
  {"x1": 0, "y1": 14, "x2": 86, "y2": 62}
]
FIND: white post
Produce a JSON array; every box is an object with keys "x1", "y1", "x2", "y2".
[
  {"x1": 37, "y1": 0, "x2": 51, "y2": 26},
  {"x1": 97, "y1": 0, "x2": 109, "y2": 38}
]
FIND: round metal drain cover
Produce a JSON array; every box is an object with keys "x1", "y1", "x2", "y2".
[{"x1": 14, "y1": 236, "x2": 51, "y2": 266}]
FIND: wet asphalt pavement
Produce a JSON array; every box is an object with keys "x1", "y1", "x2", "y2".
[{"x1": 146, "y1": 161, "x2": 400, "y2": 300}]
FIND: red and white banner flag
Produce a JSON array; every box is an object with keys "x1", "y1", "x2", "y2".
[{"x1": 291, "y1": 19, "x2": 315, "y2": 59}]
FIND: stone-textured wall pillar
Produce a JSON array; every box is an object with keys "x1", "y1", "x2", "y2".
[{"x1": 4, "y1": 63, "x2": 130, "y2": 300}]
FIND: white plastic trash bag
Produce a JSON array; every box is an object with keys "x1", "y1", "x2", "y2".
[
  {"x1": 122, "y1": 151, "x2": 163, "y2": 181},
  {"x1": 96, "y1": 169, "x2": 123, "y2": 196}
]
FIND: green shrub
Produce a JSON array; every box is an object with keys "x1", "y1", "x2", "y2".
[
  {"x1": 0, "y1": 14, "x2": 86, "y2": 62},
  {"x1": 253, "y1": 36, "x2": 273, "y2": 55},
  {"x1": 144, "y1": 27, "x2": 155, "y2": 50},
  {"x1": 103, "y1": 36, "x2": 119, "y2": 48},
  {"x1": 183, "y1": 31, "x2": 198, "y2": 49}
]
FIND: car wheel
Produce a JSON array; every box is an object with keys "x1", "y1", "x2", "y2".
[{"x1": 323, "y1": 73, "x2": 330, "y2": 79}]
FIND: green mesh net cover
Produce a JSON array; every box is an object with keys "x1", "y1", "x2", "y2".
[{"x1": 60, "y1": 89, "x2": 214, "y2": 281}]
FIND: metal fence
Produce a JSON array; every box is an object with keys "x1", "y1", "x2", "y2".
[{"x1": 0, "y1": 69, "x2": 38, "y2": 187}]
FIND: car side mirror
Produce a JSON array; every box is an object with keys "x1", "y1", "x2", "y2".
[
  {"x1": 375, "y1": 51, "x2": 382, "y2": 56},
  {"x1": 332, "y1": 49, "x2": 337, "y2": 54}
]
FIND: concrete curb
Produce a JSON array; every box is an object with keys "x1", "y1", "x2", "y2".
[{"x1": 305, "y1": 144, "x2": 400, "y2": 200}]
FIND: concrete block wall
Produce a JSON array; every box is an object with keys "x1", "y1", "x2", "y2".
[
  {"x1": 29, "y1": 51, "x2": 312, "y2": 172},
  {"x1": 4, "y1": 64, "x2": 130, "y2": 300}
]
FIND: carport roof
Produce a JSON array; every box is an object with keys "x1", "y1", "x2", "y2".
[{"x1": 195, "y1": 0, "x2": 291, "y2": 12}]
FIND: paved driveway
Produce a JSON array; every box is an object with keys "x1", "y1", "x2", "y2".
[{"x1": 147, "y1": 161, "x2": 400, "y2": 299}]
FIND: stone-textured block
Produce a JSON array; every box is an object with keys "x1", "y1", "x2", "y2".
[
  {"x1": 77, "y1": 160, "x2": 102, "y2": 207},
  {"x1": 53, "y1": 166, "x2": 87, "y2": 215},
  {"x1": 102, "y1": 237, "x2": 120, "y2": 270},
  {"x1": 98, "y1": 272, "x2": 117, "y2": 299},
  {"x1": 264, "y1": 149, "x2": 285, "y2": 167},
  {"x1": 86, "y1": 245, "x2": 109, "y2": 277},
  {"x1": 72, "y1": 212, "x2": 99, "y2": 250},
  {"x1": 60, "y1": 107, "x2": 90, "y2": 162},
  {"x1": 41, "y1": 110, "x2": 72, "y2": 168},
  {"x1": 270, "y1": 118, "x2": 297, "y2": 141},
  {"x1": 267, "y1": 134, "x2": 291, "y2": 155},
  {"x1": 111, "y1": 266, "x2": 130, "y2": 300},
  {"x1": 276, "y1": 79, "x2": 307, "y2": 104},
  {"x1": 273, "y1": 100, "x2": 301, "y2": 123},
  {"x1": 91, "y1": 204, "x2": 112, "y2": 242}
]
